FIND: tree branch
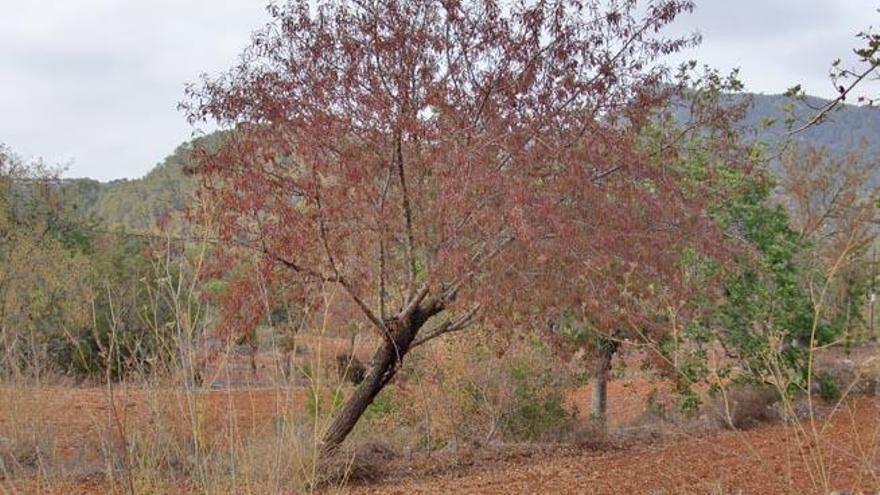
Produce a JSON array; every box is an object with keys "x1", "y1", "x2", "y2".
[
  {"x1": 788, "y1": 63, "x2": 879, "y2": 135},
  {"x1": 398, "y1": 283, "x2": 430, "y2": 321},
  {"x1": 410, "y1": 303, "x2": 481, "y2": 349},
  {"x1": 395, "y1": 130, "x2": 418, "y2": 300}
]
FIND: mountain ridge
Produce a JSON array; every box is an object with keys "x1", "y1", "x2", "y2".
[{"x1": 62, "y1": 92, "x2": 880, "y2": 231}]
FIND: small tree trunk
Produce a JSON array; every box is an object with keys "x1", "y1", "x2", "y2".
[
  {"x1": 249, "y1": 341, "x2": 258, "y2": 379},
  {"x1": 280, "y1": 349, "x2": 292, "y2": 383},
  {"x1": 590, "y1": 334, "x2": 619, "y2": 432},
  {"x1": 192, "y1": 361, "x2": 204, "y2": 387}
]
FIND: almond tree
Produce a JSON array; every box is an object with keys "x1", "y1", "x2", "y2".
[{"x1": 183, "y1": 0, "x2": 699, "y2": 451}]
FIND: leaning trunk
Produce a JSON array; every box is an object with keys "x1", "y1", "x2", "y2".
[
  {"x1": 590, "y1": 334, "x2": 619, "y2": 432},
  {"x1": 321, "y1": 316, "x2": 426, "y2": 452},
  {"x1": 321, "y1": 339, "x2": 399, "y2": 450}
]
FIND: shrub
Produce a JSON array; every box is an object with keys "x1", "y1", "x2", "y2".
[
  {"x1": 404, "y1": 330, "x2": 576, "y2": 447},
  {"x1": 503, "y1": 359, "x2": 572, "y2": 441},
  {"x1": 335, "y1": 353, "x2": 366, "y2": 385},
  {"x1": 709, "y1": 384, "x2": 779, "y2": 429},
  {"x1": 858, "y1": 357, "x2": 880, "y2": 396},
  {"x1": 816, "y1": 373, "x2": 841, "y2": 402}
]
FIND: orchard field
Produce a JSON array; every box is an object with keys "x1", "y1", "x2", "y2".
[{"x1": 2, "y1": 1, "x2": 880, "y2": 493}]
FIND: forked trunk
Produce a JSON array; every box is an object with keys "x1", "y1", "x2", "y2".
[{"x1": 590, "y1": 334, "x2": 619, "y2": 432}]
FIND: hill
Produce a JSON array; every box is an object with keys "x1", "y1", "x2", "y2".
[
  {"x1": 742, "y1": 93, "x2": 880, "y2": 158},
  {"x1": 61, "y1": 132, "x2": 224, "y2": 231},
  {"x1": 60, "y1": 93, "x2": 880, "y2": 232}
]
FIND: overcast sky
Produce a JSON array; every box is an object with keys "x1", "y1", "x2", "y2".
[{"x1": 1, "y1": 1, "x2": 877, "y2": 181}]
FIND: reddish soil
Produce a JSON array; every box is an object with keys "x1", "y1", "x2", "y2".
[
  {"x1": 352, "y1": 397, "x2": 880, "y2": 494},
  {"x1": 3, "y1": 344, "x2": 880, "y2": 494},
  {"x1": 7, "y1": 387, "x2": 879, "y2": 494}
]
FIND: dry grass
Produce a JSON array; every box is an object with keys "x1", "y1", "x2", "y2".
[
  {"x1": 3, "y1": 345, "x2": 880, "y2": 493},
  {"x1": 6, "y1": 280, "x2": 383, "y2": 493},
  {"x1": 0, "y1": 332, "x2": 371, "y2": 494},
  {"x1": 2, "y1": 266, "x2": 878, "y2": 495}
]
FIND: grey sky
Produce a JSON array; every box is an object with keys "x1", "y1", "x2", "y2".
[{"x1": 0, "y1": 1, "x2": 877, "y2": 181}]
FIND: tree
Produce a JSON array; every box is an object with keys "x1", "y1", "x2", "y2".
[
  {"x1": 0, "y1": 145, "x2": 94, "y2": 380},
  {"x1": 0, "y1": 144, "x2": 204, "y2": 381},
  {"x1": 778, "y1": 144, "x2": 879, "y2": 345},
  {"x1": 544, "y1": 66, "x2": 756, "y2": 427},
  {"x1": 715, "y1": 166, "x2": 817, "y2": 389},
  {"x1": 183, "y1": 0, "x2": 699, "y2": 451}
]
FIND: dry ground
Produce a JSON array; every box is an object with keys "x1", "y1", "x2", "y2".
[
  {"x1": 3, "y1": 344, "x2": 879, "y2": 494},
  {"x1": 351, "y1": 396, "x2": 880, "y2": 494},
  {"x1": 6, "y1": 393, "x2": 879, "y2": 493}
]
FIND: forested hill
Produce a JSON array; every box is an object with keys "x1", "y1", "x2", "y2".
[
  {"x1": 61, "y1": 93, "x2": 880, "y2": 232},
  {"x1": 60, "y1": 132, "x2": 223, "y2": 231}
]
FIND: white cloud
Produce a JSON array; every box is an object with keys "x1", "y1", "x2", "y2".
[
  {"x1": 668, "y1": 0, "x2": 878, "y2": 101},
  {"x1": 0, "y1": 0, "x2": 267, "y2": 180}
]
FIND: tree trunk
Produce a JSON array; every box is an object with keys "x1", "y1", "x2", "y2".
[
  {"x1": 590, "y1": 334, "x2": 619, "y2": 432},
  {"x1": 321, "y1": 339, "x2": 400, "y2": 450},
  {"x1": 321, "y1": 313, "x2": 427, "y2": 452},
  {"x1": 248, "y1": 341, "x2": 258, "y2": 379}
]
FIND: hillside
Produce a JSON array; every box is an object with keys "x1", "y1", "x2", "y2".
[
  {"x1": 61, "y1": 93, "x2": 880, "y2": 232},
  {"x1": 60, "y1": 132, "x2": 224, "y2": 231},
  {"x1": 743, "y1": 93, "x2": 880, "y2": 158}
]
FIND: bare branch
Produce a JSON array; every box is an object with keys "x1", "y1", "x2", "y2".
[
  {"x1": 411, "y1": 303, "x2": 481, "y2": 349},
  {"x1": 788, "y1": 63, "x2": 879, "y2": 135},
  {"x1": 395, "y1": 131, "x2": 418, "y2": 300},
  {"x1": 398, "y1": 283, "x2": 430, "y2": 321}
]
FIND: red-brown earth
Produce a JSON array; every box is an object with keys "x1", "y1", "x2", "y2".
[{"x1": 3, "y1": 342, "x2": 878, "y2": 494}]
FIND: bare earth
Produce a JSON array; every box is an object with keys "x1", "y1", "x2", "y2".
[
  {"x1": 352, "y1": 397, "x2": 880, "y2": 494},
  {"x1": 4, "y1": 346, "x2": 880, "y2": 494},
  {"x1": 6, "y1": 390, "x2": 877, "y2": 494}
]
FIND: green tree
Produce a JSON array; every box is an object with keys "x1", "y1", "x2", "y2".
[
  {"x1": 713, "y1": 165, "x2": 817, "y2": 391},
  {"x1": 0, "y1": 145, "x2": 94, "y2": 380}
]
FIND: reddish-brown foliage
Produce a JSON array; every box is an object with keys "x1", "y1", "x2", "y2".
[{"x1": 181, "y1": 0, "x2": 731, "y2": 448}]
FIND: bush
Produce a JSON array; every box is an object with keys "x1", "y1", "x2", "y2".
[
  {"x1": 811, "y1": 353, "x2": 880, "y2": 399},
  {"x1": 503, "y1": 359, "x2": 572, "y2": 441},
  {"x1": 709, "y1": 384, "x2": 779, "y2": 429},
  {"x1": 858, "y1": 357, "x2": 880, "y2": 396},
  {"x1": 402, "y1": 330, "x2": 576, "y2": 447},
  {"x1": 816, "y1": 373, "x2": 841, "y2": 402},
  {"x1": 336, "y1": 353, "x2": 366, "y2": 385}
]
